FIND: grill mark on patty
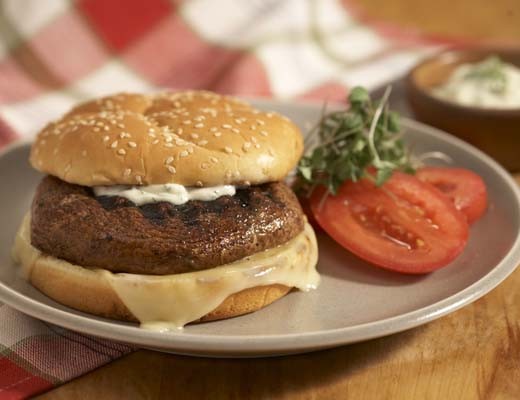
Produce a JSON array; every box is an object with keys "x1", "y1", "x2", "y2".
[{"x1": 30, "y1": 176, "x2": 305, "y2": 275}]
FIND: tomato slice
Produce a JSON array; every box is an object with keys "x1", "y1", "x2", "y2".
[
  {"x1": 416, "y1": 167, "x2": 487, "y2": 224},
  {"x1": 310, "y1": 172, "x2": 469, "y2": 274}
]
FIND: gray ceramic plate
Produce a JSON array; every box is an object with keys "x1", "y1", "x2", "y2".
[{"x1": 1, "y1": 99, "x2": 519, "y2": 358}]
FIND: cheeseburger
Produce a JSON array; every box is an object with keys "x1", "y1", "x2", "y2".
[{"x1": 12, "y1": 91, "x2": 319, "y2": 330}]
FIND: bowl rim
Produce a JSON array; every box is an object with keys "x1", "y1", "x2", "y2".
[{"x1": 405, "y1": 47, "x2": 520, "y2": 116}]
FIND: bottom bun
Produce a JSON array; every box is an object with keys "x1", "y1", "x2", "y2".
[{"x1": 13, "y1": 214, "x2": 319, "y2": 328}]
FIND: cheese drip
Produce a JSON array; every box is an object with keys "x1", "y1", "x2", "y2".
[
  {"x1": 104, "y1": 222, "x2": 319, "y2": 330},
  {"x1": 13, "y1": 214, "x2": 319, "y2": 330}
]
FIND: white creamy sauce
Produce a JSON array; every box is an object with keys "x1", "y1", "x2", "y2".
[
  {"x1": 94, "y1": 183, "x2": 236, "y2": 206},
  {"x1": 433, "y1": 56, "x2": 520, "y2": 109}
]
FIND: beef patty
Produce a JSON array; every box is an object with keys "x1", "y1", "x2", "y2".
[{"x1": 30, "y1": 176, "x2": 305, "y2": 275}]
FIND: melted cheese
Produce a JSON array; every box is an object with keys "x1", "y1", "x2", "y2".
[
  {"x1": 103, "y1": 222, "x2": 319, "y2": 330},
  {"x1": 13, "y1": 214, "x2": 319, "y2": 331}
]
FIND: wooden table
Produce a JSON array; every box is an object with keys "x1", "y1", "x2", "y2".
[
  {"x1": 35, "y1": 190, "x2": 520, "y2": 400},
  {"x1": 37, "y1": 2, "x2": 520, "y2": 399}
]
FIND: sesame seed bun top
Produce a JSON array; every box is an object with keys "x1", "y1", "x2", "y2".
[{"x1": 29, "y1": 91, "x2": 304, "y2": 187}]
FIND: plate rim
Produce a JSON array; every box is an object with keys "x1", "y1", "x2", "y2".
[{"x1": 1, "y1": 107, "x2": 519, "y2": 355}]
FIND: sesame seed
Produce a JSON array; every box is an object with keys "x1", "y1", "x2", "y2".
[
  {"x1": 201, "y1": 162, "x2": 209, "y2": 169},
  {"x1": 187, "y1": 147, "x2": 194, "y2": 154},
  {"x1": 255, "y1": 144, "x2": 260, "y2": 149},
  {"x1": 177, "y1": 128, "x2": 183, "y2": 135},
  {"x1": 222, "y1": 124, "x2": 232, "y2": 129},
  {"x1": 179, "y1": 150, "x2": 189, "y2": 157},
  {"x1": 198, "y1": 140, "x2": 208, "y2": 146},
  {"x1": 117, "y1": 124, "x2": 125, "y2": 129},
  {"x1": 81, "y1": 150, "x2": 87, "y2": 157},
  {"x1": 165, "y1": 136, "x2": 173, "y2": 143},
  {"x1": 103, "y1": 126, "x2": 110, "y2": 131},
  {"x1": 111, "y1": 141, "x2": 118, "y2": 148},
  {"x1": 165, "y1": 156, "x2": 174, "y2": 164},
  {"x1": 266, "y1": 113, "x2": 274, "y2": 118},
  {"x1": 194, "y1": 123, "x2": 204, "y2": 128},
  {"x1": 136, "y1": 175, "x2": 143, "y2": 184},
  {"x1": 214, "y1": 131, "x2": 222, "y2": 137},
  {"x1": 117, "y1": 149, "x2": 126, "y2": 155},
  {"x1": 167, "y1": 166, "x2": 177, "y2": 174},
  {"x1": 191, "y1": 133, "x2": 199, "y2": 139},
  {"x1": 196, "y1": 180, "x2": 203, "y2": 187},
  {"x1": 103, "y1": 136, "x2": 110, "y2": 142},
  {"x1": 152, "y1": 139, "x2": 160, "y2": 145},
  {"x1": 165, "y1": 143, "x2": 174, "y2": 147},
  {"x1": 210, "y1": 127, "x2": 218, "y2": 132},
  {"x1": 183, "y1": 120, "x2": 192, "y2": 125},
  {"x1": 250, "y1": 125, "x2": 257, "y2": 130},
  {"x1": 234, "y1": 119, "x2": 242, "y2": 124},
  {"x1": 224, "y1": 146, "x2": 233, "y2": 154},
  {"x1": 93, "y1": 127, "x2": 100, "y2": 132},
  {"x1": 210, "y1": 156, "x2": 218, "y2": 163},
  {"x1": 260, "y1": 130, "x2": 269, "y2": 136},
  {"x1": 123, "y1": 168, "x2": 132, "y2": 177},
  {"x1": 242, "y1": 142, "x2": 252, "y2": 151},
  {"x1": 256, "y1": 119, "x2": 265, "y2": 125},
  {"x1": 128, "y1": 141, "x2": 137, "y2": 148},
  {"x1": 231, "y1": 128, "x2": 240, "y2": 134}
]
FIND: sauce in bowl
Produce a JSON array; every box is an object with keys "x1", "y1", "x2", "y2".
[{"x1": 433, "y1": 56, "x2": 520, "y2": 109}]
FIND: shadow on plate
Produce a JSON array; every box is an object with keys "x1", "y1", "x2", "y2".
[{"x1": 317, "y1": 233, "x2": 427, "y2": 287}]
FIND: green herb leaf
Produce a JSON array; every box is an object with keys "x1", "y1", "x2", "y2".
[
  {"x1": 297, "y1": 86, "x2": 413, "y2": 197},
  {"x1": 464, "y1": 56, "x2": 508, "y2": 94},
  {"x1": 348, "y1": 86, "x2": 370, "y2": 105},
  {"x1": 375, "y1": 168, "x2": 393, "y2": 186}
]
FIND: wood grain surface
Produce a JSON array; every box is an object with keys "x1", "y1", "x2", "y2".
[
  {"x1": 36, "y1": 2, "x2": 520, "y2": 399},
  {"x1": 34, "y1": 190, "x2": 520, "y2": 400},
  {"x1": 344, "y1": 0, "x2": 520, "y2": 46}
]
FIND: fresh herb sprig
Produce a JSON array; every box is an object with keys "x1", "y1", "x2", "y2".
[
  {"x1": 296, "y1": 86, "x2": 413, "y2": 197},
  {"x1": 463, "y1": 56, "x2": 508, "y2": 94}
]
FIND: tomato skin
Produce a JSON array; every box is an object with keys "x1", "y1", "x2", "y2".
[
  {"x1": 416, "y1": 167, "x2": 487, "y2": 224},
  {"x1": 310, "y1": 172, "x2": 469, "y2": 274}
]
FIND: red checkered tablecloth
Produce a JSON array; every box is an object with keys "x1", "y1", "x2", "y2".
[{"x1": 0, "y1": 0, "x2": 443, "y2": 398}]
